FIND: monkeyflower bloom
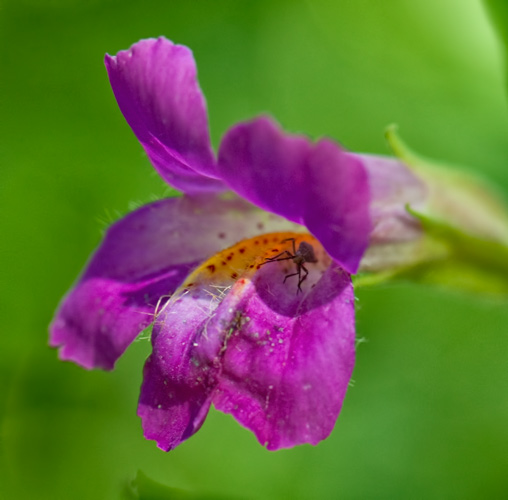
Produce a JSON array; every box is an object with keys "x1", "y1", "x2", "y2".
[{"x1": 49, "y1": 37, "x2": 426, "y2": 451}]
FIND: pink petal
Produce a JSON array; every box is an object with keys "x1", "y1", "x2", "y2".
[
  {"x1": 218, "y1": 116, "x2": 371, "y2": 273},
  {"x1": 105, "y1": 37, "x2": 225, "y2": 193},
  {"x1": 212, "y1": 261, "x2": 356, "y2": 450},
  {"x1": 49, "y1": 195, "x2": 294, "y2": 370}
]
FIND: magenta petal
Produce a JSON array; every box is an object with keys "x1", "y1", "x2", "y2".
[
  {"x1": 212, "y1": 263, "x2": 356, "y2": 450},
  {"x1": 138, "y1": 271, "x2": 248, "y2": 450},
  {"x1": 105, "y1": 37, "x2": 225, "y2": 193},
  {"x1": 49, "y1": 274, "x2": 187, "y2": 371},
  {"x1": 218, "y1": 117, "x2": 311, "y2": 221},
  {"x1": 49, "y1": 195, "x2": 292, "y2": 370},
  {"x1": 137, "y1": 291, "x2": 222, "y2": 451},
  {"x1": 354, "y1": 153, "x2": 427, "y2": 243},
  {"x1": 303, "y1": 140, "x2": 371, "y2": 274},
  {"x1": 217, "y1": 116, "x2": 371, "y2": 273}
]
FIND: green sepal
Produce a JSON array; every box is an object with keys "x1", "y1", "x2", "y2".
[
  {"x1": 356, "y1": 210, "x2": 508, "y2": 297},
  {"x1": 355, "y1": 127, "x2": 508, "y2": 297},
  {"x1": 396, "y1": 208, "x2": 508, "y2": 296}
]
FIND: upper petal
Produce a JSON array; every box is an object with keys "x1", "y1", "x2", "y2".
[
  {"x1": 105, "y1": 37, "x2": 225, "y2": 193},
  {"x1": 355, "y1": 153, "x2": 427, "y2": 243},
  {"x1": 351, "y1": 154, "x2": 429, "y2": 273},
  {"x1": 49, "y1": 195, "x2": 295, "y2": 370},
  {"x1": 217, "y1": 116, "x2": 371, "y2": 273}
]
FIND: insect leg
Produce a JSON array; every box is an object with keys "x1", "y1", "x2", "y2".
[
  {"x1": 262, "y1": 251, "x2": 293, "y2": 263},
  {"x1": 297, "y1": 264, "x2": 309, "y2": 292},
  {"x1": 283, "y1": 271, "x2": 300, "y2": 284},
  {"x1": 281, "y1": 237, "x2": 297, "y2": 255}
]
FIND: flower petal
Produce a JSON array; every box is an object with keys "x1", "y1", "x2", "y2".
[
  {"x1": 217, "y1": 116, "x2": 371, "y2": 273},
  {"x1": 105, "y1": 37, "x2": 225, "y2": 193},
  {"x1": 138, "y1": 232, "x2": 344, "y2": 451},
  {"x1": 355, "y1": 153, "x2": 427, "y2": 243},
  {"x1": 351, "y1": 154, "x2": 429, "y2": 272},
  {"x1": 137, "y1": 234, "x2": 260, "y2": 451},
  {"x1": 49, "y1": 195, "x2": 296, "y2": 370},
  {"x1": 212, "y1": 261, "x2": 356, "y2": 450},
  {"x1": 137, "y1": 287, "x2": 223, "y2": 451}
]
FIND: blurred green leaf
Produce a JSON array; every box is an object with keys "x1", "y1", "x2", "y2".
[
  {"x1": 484, "y1": 0, "x2": 508, "y2": 95},
  {"x1": 124, "y1": 471, "x2": 236, "y2": 500},
  {"x1": 484, "y1": 0, "x2": 508, "y2": 49}
]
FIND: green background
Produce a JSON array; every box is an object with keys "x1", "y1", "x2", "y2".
[{"x1": 2, "y1": 0, "x2": 508, "y2": 498}]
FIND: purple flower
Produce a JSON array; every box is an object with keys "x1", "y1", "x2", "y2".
[{"x1": 49, "y1": 37, "x2": 385, "y2": 451}]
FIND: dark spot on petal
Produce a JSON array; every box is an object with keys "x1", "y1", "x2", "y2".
[
  {"x1": 254, "y1": 240, "x2": 259, "y2": 245},
  {"x1": 227, "y1": 255, "x2": 233, "y2": 261},
  {"x1": 272, "y1": 237, "x2": 278, "y2": 242},
  {"x1": 221, "y1": 261, "x2": 227, "y2": 266},
  {"x1": 257, "y1": 222, "x2": 264, "y2": 230},
  {"x1": 239, "y1": 247, "x2": 246, "y2": 254},
  {"x1": 218, "y1": 232, "x2": 226, "y2": 239},
  {"x1": 207, "y1": 264, "x2": 216, "y2": 273},
  {"x1": 231, "y1": 272, "x2": 238, "y2": 279},
  {"x1": 263, "y1": 238, "x2": 268, "y2": 244},
  {"x1": 249, "y1": 265, "x2": 254, "y2": 269},
  {"x1": 256, "y1": 264, "x2": 261, "y2": 270},
  {"x1": 271, "y1": 248, "x2": 279, "y2": 253}
]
